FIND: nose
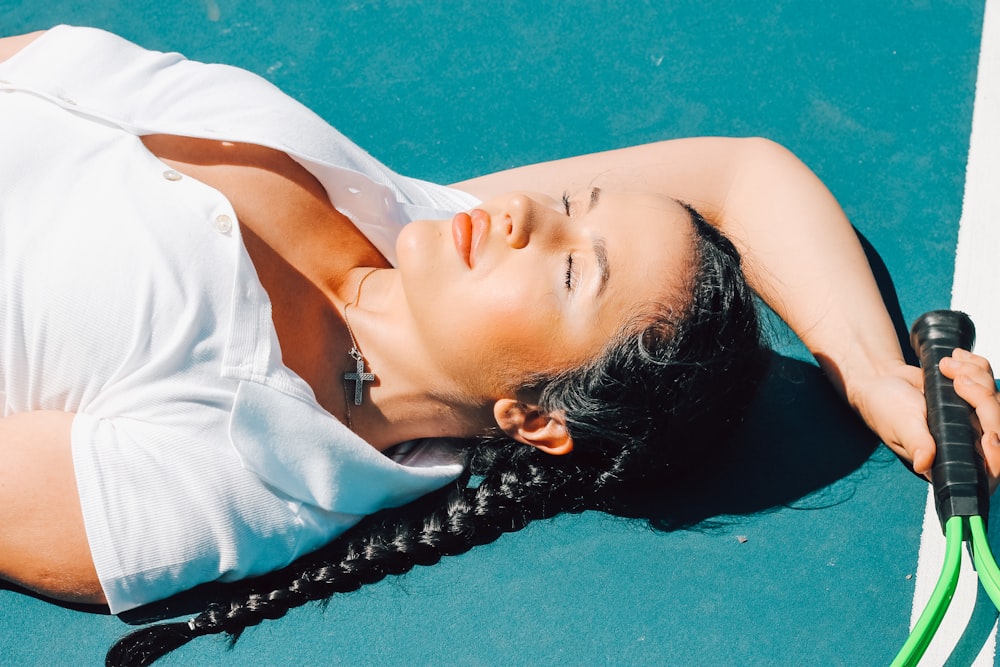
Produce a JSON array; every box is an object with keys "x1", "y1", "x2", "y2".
[{"x1": 502, "y1": 193, "x2": 548, "y2": 250}]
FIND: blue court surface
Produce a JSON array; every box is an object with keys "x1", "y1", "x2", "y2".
[{"x1": 0, "y1": 1, "x2": 996, "y2": 665}]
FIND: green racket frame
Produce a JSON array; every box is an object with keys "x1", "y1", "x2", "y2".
[{"x1": 892, "y1": 516, "x2": 1000, "y2": 666}]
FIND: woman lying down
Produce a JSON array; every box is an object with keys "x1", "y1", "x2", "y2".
[{"x1": 1, "y1": 25, "x2": 998, "y2": 667}]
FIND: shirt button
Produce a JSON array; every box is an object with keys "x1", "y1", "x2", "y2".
[
  {"x1": 213, "y1": 214, "x2": 233, "y2": 234},
  {"x1": 162, "y1": 169, "x2": 182, "y2": 181}
]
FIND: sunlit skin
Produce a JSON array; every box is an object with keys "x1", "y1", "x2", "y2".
[
  {"x1": 85, "y1": 135, "x2": 697, "y2": 452},
  {"x1": 360, "y1": 190, "x2": 688, "y2": 396},
  {"x1": 339, "y1": 189, "x2": 697, "y2": 450}
]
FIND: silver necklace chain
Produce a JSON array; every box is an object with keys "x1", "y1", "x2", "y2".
[{"x1": 342, "y1": 268, "x2": 379, "y2": 429}]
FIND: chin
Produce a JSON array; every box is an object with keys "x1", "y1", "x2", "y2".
[
  {"x1": 395, "y1": 219, "x2": 450, "y2": 294},
  {"x1": 396, "y1": 218, "x2": 443, "y2": 266}
]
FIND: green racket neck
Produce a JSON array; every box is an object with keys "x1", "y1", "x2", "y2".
[{"x1": 892, "y1": 515, "x2": 1000, "y2": 667}]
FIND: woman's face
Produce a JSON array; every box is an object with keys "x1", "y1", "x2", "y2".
[{"x1": 395, "y1": 189, "x2": 695, "y2": 403}]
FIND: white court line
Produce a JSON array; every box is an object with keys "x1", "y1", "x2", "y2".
[{"x1": 909, "y1": 0, "x2": 1000, "y2": 663}]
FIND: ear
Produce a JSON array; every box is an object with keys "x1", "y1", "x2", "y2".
[{"x1": 492, "y1": 399, "x2": 574, "y2": 455}]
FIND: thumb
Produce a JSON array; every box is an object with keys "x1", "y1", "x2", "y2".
[{"x1": 903, "y1": 429, "x2": 937, "y2": 477}]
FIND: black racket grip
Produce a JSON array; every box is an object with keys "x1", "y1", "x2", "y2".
[{"x1": 910, "y1": 310, "x2": 987, "y2": 532}]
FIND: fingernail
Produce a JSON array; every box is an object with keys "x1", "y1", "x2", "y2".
[
  {"x1": 989, "y1": 432, "x2": 1000, "y2": 448},
  {"x1": 954, "y1": 348, "x2": 968, "y2": 359}
]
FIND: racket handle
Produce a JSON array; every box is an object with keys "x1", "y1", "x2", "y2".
[{"x1": 910, "y1": 310, "x2": 987, "y2": 531}]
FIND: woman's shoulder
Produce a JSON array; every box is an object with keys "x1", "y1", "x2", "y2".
[{"x1": 0, "y1": 30, "x2": 45, "y2": 65}]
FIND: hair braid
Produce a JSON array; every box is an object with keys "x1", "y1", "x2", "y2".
[{"x1": 107, "y1": 444, "x2": 583, "y2": 667}]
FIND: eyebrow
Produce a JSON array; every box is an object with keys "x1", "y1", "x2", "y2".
[
  {"x1": 587, "y1": 187, "x2": 611, "y2": 296},
  {"x1": 585, "y1": 187, "x2": 610, "y2": 296},
  {"x1": 588, "y1": 186, "x2": 601, "y2": 212},
  {"x1": 594, "y1": 236, "x2": 610, "y2": 297}
]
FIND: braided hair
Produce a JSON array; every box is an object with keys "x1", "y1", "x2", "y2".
[{"x1": 106, "y1": 204, "x2": 767, "y2": 666}]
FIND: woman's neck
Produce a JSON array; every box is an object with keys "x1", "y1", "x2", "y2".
[{"x1": 333, "y1": 267, "x2": 494, "y2": 449}]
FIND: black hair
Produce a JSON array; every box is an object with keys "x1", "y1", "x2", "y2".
[{"x1": 105, "y1": 204, "x2": 767, "y2": 666}]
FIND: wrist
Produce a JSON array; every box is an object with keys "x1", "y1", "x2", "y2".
[
  {"x1": 842, "y1": 358, "x2": 919, "y2": 422},
  {"x1": 821, "y1": 351, "x2": 911, "y2": 412}
]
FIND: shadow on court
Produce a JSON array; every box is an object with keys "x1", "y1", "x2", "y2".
[
  {"x1": 628, "y1": 226, "x2": 910, "y2": 531},
  {"x1": 651, "y1": 352, "x2": 881, "y2": 532}
]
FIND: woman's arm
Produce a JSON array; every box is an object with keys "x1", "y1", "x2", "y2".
[
  {"x1": 453, "y1": 137, "x2": 998, "y2": 477},
  {"x1": 454, "y1": 138, "x2": 896, "y2": 391},
  {"x1": 0, "y1": 29, "x2": 104, "y2": 600},
  {"x1": 0, "y1": 411, "x2": 104, "y2": 605}
]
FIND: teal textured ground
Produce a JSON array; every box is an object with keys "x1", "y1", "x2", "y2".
[{"x1": 0, "y1": 1, "x2": 987, "y2": 664}]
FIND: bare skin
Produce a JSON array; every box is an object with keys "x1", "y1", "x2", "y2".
[
  {"x1": 141, "y1": 134, "x2": 391, "y2": 423},
  {"x1": 0, "y1": 412, "x2": 102, "y2": 604},
  {"x1": 2, "y1": 29, "x2": 999, "y2": 609}
]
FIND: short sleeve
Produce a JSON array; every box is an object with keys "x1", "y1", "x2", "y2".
[{"x1": 70, "y1": 412, "x2": 302, "y2": 613}]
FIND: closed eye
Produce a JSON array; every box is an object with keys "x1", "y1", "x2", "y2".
[
  {"x1": 564, "y1": 253, "x2": 576, "y2": 290},
  {"x1": 561, "y1": 192, "x2": 577, "y2": 290},
  {"x1": 562, "y1": 188, "x2": 600, "y2": 215}
]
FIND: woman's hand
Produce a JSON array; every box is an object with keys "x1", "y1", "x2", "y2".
[
  {"x1": 852, "y1": 351, "x2": 1000, "y2": 490},
  {"x1": 850, "y1": 362, "x2": 937, "y2": 476}
]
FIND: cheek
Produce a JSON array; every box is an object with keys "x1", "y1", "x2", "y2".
[
  {"x1": 449, "y1": 287, "x2": 523, "y2": 346},
  {"x1": 396, "y1": 220, "x2": 444, "y2": 271},
  {"x1": 470, "y1": 281, "x2": 560, "y2": 330},
  {"x1": 453, "y1": 284, "x2": 564, "y2": 368},
  {"x1": 396, "y1": 221, "x2": 458, "y2": 311}
]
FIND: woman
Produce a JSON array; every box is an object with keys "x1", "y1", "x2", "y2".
[{"x1": 0, "y1": 26, "x2": 998, "y2": 666}]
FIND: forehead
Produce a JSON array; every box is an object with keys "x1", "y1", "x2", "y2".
[
  {"x1": 589, "y1": 191, "x2": 695, "y2": 325},
  {"x1": 590, "y1": 190, "x2": 691, "y2": 227},
  {"x1": 589, "y1": 190, "x2": 694, "y2": 264}
]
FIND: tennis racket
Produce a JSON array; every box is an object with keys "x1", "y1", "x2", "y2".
[{"x1": 892, "y1": 310, "x2": 1000, "y2": 666}]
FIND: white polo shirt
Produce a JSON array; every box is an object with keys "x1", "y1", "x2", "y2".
[{"x1": 0, "y1": 26, "x2": 475, "y2": 613}]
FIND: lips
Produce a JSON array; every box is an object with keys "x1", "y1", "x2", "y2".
[{"x1": 451, "y1": 209, "x2": 488, "y2": 268}]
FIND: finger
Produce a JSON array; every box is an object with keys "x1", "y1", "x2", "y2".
[
  {"x1": 894, "y1": 383, "x2": 936, "y2": 475},
  {"x1": 952, "y1": 374, "x2": 1000, "y2": 429},
  {"x1": 951, "y1": 348, "x2": 995, "y2": 376},
  {"x1": 911, "y1": 436, "x2": 937, "y2": 476},
  {"x1": 940, "y1": 356, "x2": 998, "y2": 392},
  {"x1": 898, "y1": 363, "x2": 925, "y2": 390},
  {"x1": 977, "y1": 431, "x2": 1000, "y2": 492},
  {"x1": 886, "y1": 426, "x2": 937, "y2": 476}
]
